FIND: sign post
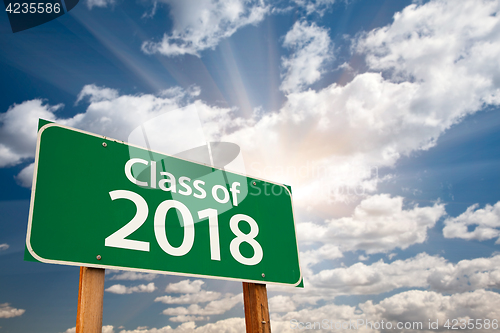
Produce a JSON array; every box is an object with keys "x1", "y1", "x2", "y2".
[
  {"x1": 76, "y1": 267, "x2": 105, "y2": 333},
  {"x1": 243, "y1": 282, "x2": 271, "y2": 333},
  {"x1": 26, "y1": 121, "x2": 302, "y2": 332}
]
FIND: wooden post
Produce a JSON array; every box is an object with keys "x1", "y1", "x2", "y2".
[
  {"x1": 76, "y1": 267, "x2": 105, "y2": 333},
  {"x1": 243, "y1": 282, "x2": 271, "y2": 333}
]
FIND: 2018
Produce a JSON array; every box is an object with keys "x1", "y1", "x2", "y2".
[{"x1": 104, "y1": 190, "x2": 263, "y2": 266}]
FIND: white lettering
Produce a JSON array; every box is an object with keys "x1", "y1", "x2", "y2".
[
  {"x1": 230, "y1": 182, "x2": 241, "y2": 206},
  {"x1": 178, "y1": 176, "x2": 192, "y2": 196},
  {"x1": 159, "y1": 172, "x2": 176, "y2": 192},
  {"x1": 193, "y1": 180, "x2": 206, "y2": 199},
  {"x1": 212, "y1": 185, "x2": 229, "y2": 204},
  {"x1": 125, "y1": 158, "x2": 148, "y2": 186}
]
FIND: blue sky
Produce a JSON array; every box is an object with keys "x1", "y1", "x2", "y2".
[{"x1": 2, "y1": 0, "x2": 500, "y2": 332}]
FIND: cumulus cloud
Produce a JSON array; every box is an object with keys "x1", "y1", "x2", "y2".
[
  {"x1": 15, "y1": 162, "x2": 34, "y2": 188},
  {"x1": 427, "y1": 255, "x2": 500, "y2": 293},
  {"x1": 297, "y1": 194, "x2": 445, "y2": 254},
  {"x1": 141, "y1": 0, "x2": 268, "y2": 56},
  {"x1": 169, "y1": 315, "x2": 209, "y2": 323},
  {"x1": 117, "y1": 322, "x2": 196, "y2": 333},
  {"x1": 0, "y1": 84, "x2": 233, "y2": 187},
  {"x1": 105, "y1": 282, "x2": 156, "y2": 294},
  {"x1": 298, "y1": 244, "x2": 343, "y2": 277},
  {"x1": 86, "y1": 0, "x2": 114, "y2": 10},
  {"x1": 269, "y1": 295, "x2": 296, "y2": 313},
  {"x1": 272, "y1": 289, "x2": 500, "y2": 333},
  {"x1": 271, "y1": 302, "x2": 369, "y2": 333},
  {"x1": 155, "y1": 280, "x2": 237, "y2": 321},
  {"x1": 0, "y1": 244, "x2": 9, "y2": 251},
  {"x1": 0, "y1": 303, "x2": 25, "y2": 318},
  {"x1": 222, "y1": 0, "x2": 500, "y2": 206},
  {"x1": 308, "y1": 253, "x2": 445, "y2": 296},
  {"x1": 108, "y1": 271, "x2": 158, "y2": 281},
  {"x1": 293, "y1": 253, "x2": 500, "y2": 301},
  {"x1": 161, "y1": 293, "x2": 243, "y2": 319},
  {"x1": 118, "y1": 318, "x2": 245, "y2": 333},
  {"x1": 443, "y1": 201, "x2": 500, "y2": 242},
  {"x1": 75, "y1": 84, "x2": 119, "y2": 104},
  {"x1": 361, "y1": 289, "x2": 500, "y2": 333},
  {"x1": 280, "y1": 21, "x2": 333, "y2": 93},
  {"x1": 292, "y1": 0, "x2": 336, "y2": 15},
  {"x1": 0, "y1": 99, "x2": 60, "y2": 167},
  {"x1": 165, "y1": 280, "x2": 205, "y2": 294},
  {"x1": 0, "y1": 87, "x2": 168, "y2": 167},
  {"x1": 155, "y1": 291, "x2": 221, "y2": 304},
  {"x1": 62, "y1": 85, "x2": 222, "y2": 143}
]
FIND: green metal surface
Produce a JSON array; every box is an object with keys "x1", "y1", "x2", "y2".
[{"x1": 26, "y1": 122, "x2": 302, "y2": 286}]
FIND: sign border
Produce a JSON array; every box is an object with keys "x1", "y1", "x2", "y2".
[{"x1": 26, "y1": 122, "x2": 303, "y2": 287}]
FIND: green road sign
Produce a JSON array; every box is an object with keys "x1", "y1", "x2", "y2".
[{"x1": 26, "y1": 121, "x2": 302, "y2": 286}]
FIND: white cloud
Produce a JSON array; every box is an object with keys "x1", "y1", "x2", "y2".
[
  {"x1": 0, "y1": 89, "x2": 165, "y2": 168},
  {"x1": 269, "y1": 295, "x2": 296, "y2": 313},
  {"x1": 222, "y1": 0, "x2": 500, "y2": 207},
  {"x1": 427, "y1": 255, "x2": 500, "y2": 293},
  {"x1": 292, "y1": 0, "x2": 336, "y2": 15},
  {"x1": 162, "y1": 293, "x2": 243, "y2": 317},
  {"x1": 357, "y1": 0, "x2": 500, "y2": 103},
  {"x1": 361, "y1": 289, "x2": 500, "y2": 333},
  {"x1": 297, "y1": 194, "x2": 445, "y2": 254},
  {"x1": 109, "y1": 271, "x2": 158, "y2": 281},
  {"x1": 118, "y1": 318, "x2": 245, "y2": 333},
  {"x1": 75, "y1": 84, "x2": 119, "y2": 104},
  {"x1": 118, "y1": 322, "x2": 196, "y2": 333},
  {"x1": 15, "y1": 162, "x2": 34, "y2": 188},
  {"x1": 272, "y1": 289, "x2": 500, "y2": 333},
  {"x1": 298, "y1": 244, "x2": 343, "y2": 277},
  {"x1": 86, "y1": 0, "x2": 114, "y2": 10},
  {"x1": 308, "y1": 253, "x2": 445, "y2": 296},
  {"x1": 105, "y1": 283, "x2": 156, "y2": 294},
  {"x1": 0, "y1": 100, "x2": 60, "y2": 167},
  {"x1": 280, "y1": 21, "x2": 333, "y2": 93},
  {"x1": 0, "y1": 303, "x2": 25, "y2": 318},
  {"x1": 443, "y1": 201, "x2": 500, "y2": 242},
  {"x1": 165, "y1": 280, "x2": 205, "y2": 294},
  {"x1": 157, "y1": 280, "x2": 235, "y2": 320},
  {"x1": 63, "y1": 86, "x2": 204, "y2": 142},
  {"x1": 0, "y1": 85, "x2": 233, "y2": 187},
  {"x1": 141, "y1": 0, "x2": 268, "y2": 57},
  {"x1": 0, "y1": 244, "x2": 9, "y2": 251},
  {"x1": 295, "y1": 253, "x2": 500, "y2": 300},
  {"x1": 188, "y1": 318, "x2": 245, "y2": 333},
  {"x1": 155, "y1": 291, "x2": 221, "y2": 304},
  {"x1": 271, "y1": 302, "x2": 369, "y2": 333},
  {"x1": 169, "y1": 315, "x2": 209, "y2": 323}
]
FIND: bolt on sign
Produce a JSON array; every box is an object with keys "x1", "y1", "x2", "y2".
[{"x1": 25, "y1": 121, "x2": 302, "y2": 287}]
